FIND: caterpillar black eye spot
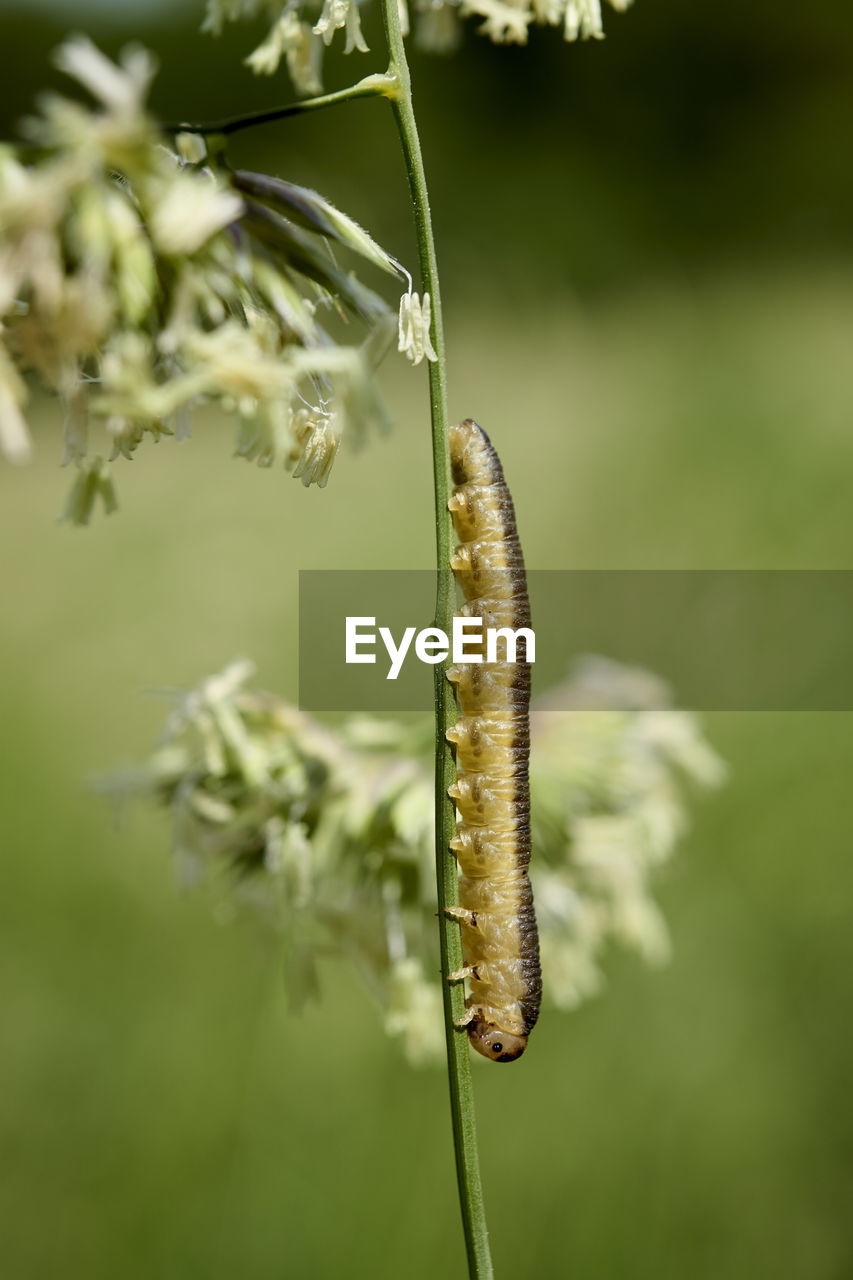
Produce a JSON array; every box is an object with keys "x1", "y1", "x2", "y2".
[{"x1": 492, "y1": 1042, "x2": 503, "y2": 1055}]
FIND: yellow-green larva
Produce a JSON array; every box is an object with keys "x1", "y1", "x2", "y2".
[{"x1": 444, "y1": 418, "x2": 542, "y2": 1063}]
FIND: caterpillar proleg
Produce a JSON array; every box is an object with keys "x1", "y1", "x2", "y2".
[{"x1": 445, "y1": 419, "x2": 542, "y2": 1063}]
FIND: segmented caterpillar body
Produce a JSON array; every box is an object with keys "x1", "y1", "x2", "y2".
[{"x1": 445, "y1": 419, "x2": 542, "y2": 1063}]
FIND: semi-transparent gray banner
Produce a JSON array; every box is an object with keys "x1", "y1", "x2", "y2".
[{"x1": 298, "y1": 570, "x2": 853, "y2": 712}]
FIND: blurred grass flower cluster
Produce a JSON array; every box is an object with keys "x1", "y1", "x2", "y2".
[
  {"x1": 0, "y1": 39, "x2": 404, "y2": 522},
  {"x1": 205, "y1": 0, "x2": 634, "y2": 75},
  {"x1": 117, "y1": 656, "x2": 722, "y2": 1066},
  {"x1": 531, "y1": 657, "x2": 726, "y2": 1010}
]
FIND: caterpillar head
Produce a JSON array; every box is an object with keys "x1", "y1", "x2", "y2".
[{"x1": 467, "y1": 1020, "x2": 528, "y2": 1063}]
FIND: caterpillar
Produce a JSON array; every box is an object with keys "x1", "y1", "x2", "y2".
[{"x1": 444, "y1": 418, "x2": 542, "y2": 1063}]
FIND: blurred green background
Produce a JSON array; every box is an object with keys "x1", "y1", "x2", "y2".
[{"x1": 2, "y1": 1, "x2": 853, "y2": 1277}]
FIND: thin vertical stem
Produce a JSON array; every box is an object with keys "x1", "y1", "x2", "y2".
[
  {"x1": 179, "y1": 25, "x2": 496, "y2": 1274},
  {"x1": 378, "y1": 6, "x2": 493, "y2": 1278}
]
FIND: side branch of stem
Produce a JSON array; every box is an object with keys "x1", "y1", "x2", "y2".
[{"x1": 163, "y1": 73, "x2": 397, "y2": 138}]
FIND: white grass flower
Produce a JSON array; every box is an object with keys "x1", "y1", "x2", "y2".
[
  {"x1": 385, "y1": 958, "x2": 445, "y2": 1066},
  {"x1": 398, "y1": 290, "x2": 438, "y2": 365},
  {"x1": 344, "y1": 2, "x2": 370, "y2": 52},
  {"x1": 531, "y1": 0, "x2": 563, "y2": 23},
  {"x1": 245, "y1": 10, "x2": 298, "y2": 74},
  {"x1": 0, "y1": 249, "x2": 22, "y2": 318},
  {"x1": 233, "y1": 399, "x2": 293, "y2": 468},
  {"x1": 60, "y1": 455, "x2": 118, "y2": 525},
  {"x1": 0, "y1": 37, "x2": 396, "y2": 521},
  {"x1": 0, "y1": 348, "x2": 32, "y2": 463},
  {"x1": 149, "y1": 172, "x2": 243, "y2": 255},
  {"x1": 62, "y1": 389, "x2": 89, "y2": 466},
  {"x1": 288, "y1": 406, "x2": 341, "y2": 487},
  {"x1": 611, "y1": 893, "x2": 671, "y2": 965},
  {"x1": 531, "y1": 658, "x2": 724, "y2": 1004},
  {"x1": 174, "y1": 132, "x2": 207, "y2": 164},
  {"x1": 415, "y1": 4, "x2": 462, "y2": 53},
  {"x1": 564, "y1": 0, "x2": 604, "y2": 40},
  {"x1": 460, "y1": 0, "x2": 532, "y2": 44},
  {"x1": 246, "y1": 9, "x2": 324, "y2": 92},
  {"x1": 313, "y1": 0, "x2": 355, "y2": 46},
  {"x1": 534, "y1": 871, "x2": 604, "y2": 1007},
  {"x1": 637, "y1": 710, "x2": 728, "y2": 789},
  {"x1": 203, "y1": 0, "x2": 632, "y2": 54},
  {"x1": 116, "y1": 656, "x2": 721, "y2": 1064},
  {"x1": 264, "y1": 817, "x2": 313, "y2": 908},
  {"x1": 54, "y1": 36, "x2": 156, "y2": 115},
  {"x1": 201, "y1": 0, "x2": 251, "y2": 37},
  {"x1": 285, "y1": 22, "x2": 325, "y2": 94},
  {"x1": 103, "y1": 191, "x2": 157, "y2": 323},
  {"x1": 4, "y1": 227, "x2": 65, "y2": 318},
  {"x1": 184, "y1": 321, "x2": 292, "y2": 401},
  {"x1": 0, "y1": 39, "x2": 399, "y2": 516}
]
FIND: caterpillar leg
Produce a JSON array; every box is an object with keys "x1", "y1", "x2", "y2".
[
  {"x1": 443, "y1": 906, "x2": 478, "y2": 928},
  {"x1": 446, "y1": 964, "x2": 480, "y2": 983},
  {"x1": 453, "y1": 1007, "x2": 476, "y2": 1030}
]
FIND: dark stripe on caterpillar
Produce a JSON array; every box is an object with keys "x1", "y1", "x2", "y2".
[{"x1": 444, "y1": 418, "x2": 542, "y2": 1063}]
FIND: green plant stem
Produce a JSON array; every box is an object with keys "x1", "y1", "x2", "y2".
[
  {"x1": 164, "y1": 72, "x2": 395, "y2": 137},
  {"x1": 173, "y1": 33, "x2": 493, "y2": 1276},
  {"x1": 377, "y1": 7, "x2": 493, "y2": 1279}
]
